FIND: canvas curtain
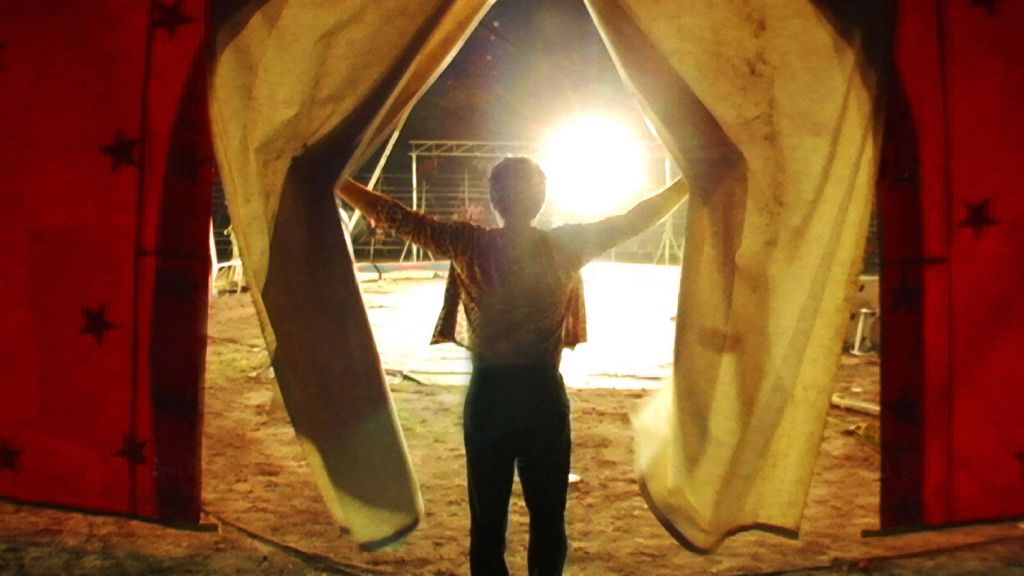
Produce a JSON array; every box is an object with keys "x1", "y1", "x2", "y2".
[
  {"x1": 209, "y1": 0, "x2": 492, "y2": 547},
  {"x1": 585, "y1": 0, "x2": 893, "y2": 551}
]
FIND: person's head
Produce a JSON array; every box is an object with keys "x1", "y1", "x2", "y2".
[{"x1": 489, "y1": 157, "x2": 546, "y2": 226}]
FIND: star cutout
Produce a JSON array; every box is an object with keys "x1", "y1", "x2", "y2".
[
  {"x1": 890, "y1": 280, "x2": 922, "y2": 313},
  {"x1": 884, "y1": 457, "x2": 915, "y2": 481},
  {"x1": 892, "y1": 495, "x2": 923, "y2": 521},
  {"x1": 113, "y1": 435, "x2": 147, "y2": 466},
  {"x1": 0, "y1": 438, "x2": 21, "y2": 473},
  {"x1": 152, "y1": 1, "x2": 194, "y2": 38},
  {"x1": 156, "y1": 269, "x2": 199, "y2": 299},
  {"x1": 959, "y1": 199, "x2": 997, "y2": 237},
  {"x1": 894, "y1": 169, "x2": 918, "y2": 188},
  {"x1": 972, "y1": 0, "x2": 1003, "y2": 15},
  {"x1": 166, "y1": 145, "x2": 205, "y2": 185},
  {"x1": 100, "y1": 130, "x2": 139, "y2": 171},
  {"x1": 889, "y1": 395, "x2": 921, "y2": 427},
  {"x1": 80, "y1": 305, "x2": 118, "y2": 345}
]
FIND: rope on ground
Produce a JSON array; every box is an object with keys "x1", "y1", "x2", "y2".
[
  {"x1": 754, "y1": 534, "x2": 1024, "y2": 575},
  {"x1": 206, "y1": 334, "x2": 266, "y2": 351},
  {"x1": 202, "y1": 508, "x2": 393, "y2": 576}
]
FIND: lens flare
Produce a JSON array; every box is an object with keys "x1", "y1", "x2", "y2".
[{"x1": 539, "y1": 115, "x2": 648, "y2": 222}]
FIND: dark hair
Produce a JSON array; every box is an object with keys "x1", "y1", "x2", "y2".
[{"x1": 488, "y1": 157, "x2": 546, "y2": 223}]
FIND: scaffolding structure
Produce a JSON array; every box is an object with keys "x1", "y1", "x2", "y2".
[
  {"x1": 404, "y1": 139, "x2": 682, "y2": 264},
  {"x1": 407, "y1": 141, "x2": 537, "y2": 262}
]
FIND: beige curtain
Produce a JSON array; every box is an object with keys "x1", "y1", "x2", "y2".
[
  {"x1": 209, "y1": 0, "x2": 493, "y2": 547},
  {"x1": 586, "y1": 0, "x2": 893, "y2": 551}
]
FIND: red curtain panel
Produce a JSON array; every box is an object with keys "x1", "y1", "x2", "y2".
[
  {"x1": 0, "y1": 0, "x2": 211, "y2": 523},
  {"x1": 880, "y1": 0, "x2": 1024, "y2": 529}
]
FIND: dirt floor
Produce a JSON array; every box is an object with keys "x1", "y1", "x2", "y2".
[{"x1": 2, "y1": 270, "x2": 1023, "y2": 575}]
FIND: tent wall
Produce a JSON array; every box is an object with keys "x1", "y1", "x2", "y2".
[
  {"x1": 880, "y1": 0, "x2": 1024, "y2": 529},
  {"x1": 0, "y1": 0, "x2": 211, "y2": 523},
  {"x1": 2, "y1": 0, "x2": 1020, "y2": 545}
]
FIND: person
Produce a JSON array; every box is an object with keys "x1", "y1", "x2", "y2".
[{"x1": 335, "y1": 157, "x2": 688, "y2": 575}]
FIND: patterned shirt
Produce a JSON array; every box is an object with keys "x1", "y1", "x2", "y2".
[{"x1": 365, "y1": 196, "x2": 645, "y2": 366}]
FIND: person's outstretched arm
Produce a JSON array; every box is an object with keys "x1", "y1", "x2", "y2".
[
  {"x1": 334, "y1": 178, "x2": 477, "y2": 258},
  {"x1": 551, "y1": 177, "x2": 690, "y2": 265}
]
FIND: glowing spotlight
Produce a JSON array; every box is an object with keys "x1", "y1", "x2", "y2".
[{"x1": 539, "y1": 115, "x2": 648, "y2": 222}]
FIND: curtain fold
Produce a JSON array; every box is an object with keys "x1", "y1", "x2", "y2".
[
  {"x1": 209, "y1": 0, "x2": 493, "y2": 547},
  {"x1": 585, "y1": 0, "x2": 893, "y2": 551}
]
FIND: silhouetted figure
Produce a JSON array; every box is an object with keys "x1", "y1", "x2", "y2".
[{"x1": 336, "y1": 157, "x2": 688, "y2": 575}]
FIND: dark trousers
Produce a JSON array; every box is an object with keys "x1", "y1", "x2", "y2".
[{"x1": 463, "y1": 363, "x2": 571, "y2": 576}]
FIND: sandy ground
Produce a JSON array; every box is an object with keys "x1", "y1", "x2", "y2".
[{"x1": 2, "y1": 264, "x2": 1022, "y2": 575}]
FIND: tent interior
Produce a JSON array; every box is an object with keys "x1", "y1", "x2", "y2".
[{"x1": 0, "y1": 0, "x2": 1022, "y2": 574}]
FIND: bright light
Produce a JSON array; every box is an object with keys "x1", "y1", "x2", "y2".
[{"x1": 539, "y1": 115, "x2": 648, "y2": 222}]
